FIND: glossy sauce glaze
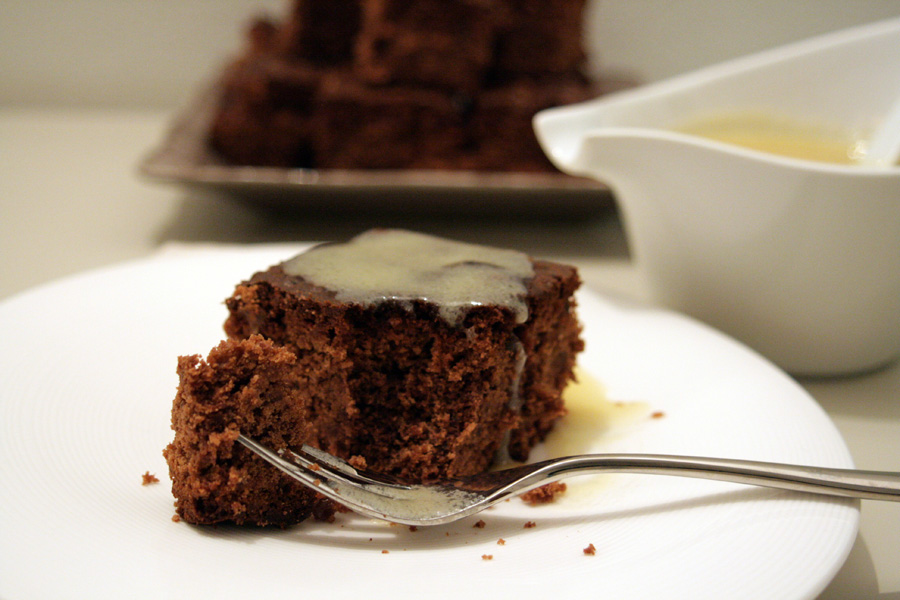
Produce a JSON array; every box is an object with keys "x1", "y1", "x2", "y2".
[{"x1": 283, "y1": 229, "x2": 534, "y2": 325}]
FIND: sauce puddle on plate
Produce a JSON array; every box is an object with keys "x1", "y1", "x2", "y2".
[{"x1": 523, "y1": 368, "x2": 653, "y2": 505}]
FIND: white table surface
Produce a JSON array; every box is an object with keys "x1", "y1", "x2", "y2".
[{"x1": 1, "y1": 107, "x2": 897, "y2": 598}]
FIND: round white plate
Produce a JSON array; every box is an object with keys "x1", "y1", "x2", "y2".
[{"x1": 0, "y1": 246, "x2": 858, "y2": 600}]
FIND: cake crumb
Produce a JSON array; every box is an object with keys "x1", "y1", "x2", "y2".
[
  {"x1": 381, "y1": 550, "x2": 389, "y2": 554},
  {"x1": 497, "y1": 538, "x2": 506, "y2": 545},
  {"x1": 482, "y1": 554, "x2": 493, "y2": 561},
  {"x1": 521, "y1": 482, "x2": 567, "y2": 505},
  {"x1": 583, "y1": 543, "x2": 597, "y2": 556},
  {"x1": 141, "y1": 471, "x2": 159, "y2": 485},
  {"x1": 348, "y1": 455, "x2": 368, "y2": 470},
  {"x1": 409, "y1": 525, "x2": 418, "y2": 532},
  {"x1": 308, "y1": 463, "x2": 321, "y2": 471},
  {"x1": 524, "y1": 521, "x2": 536, "y2": 528},
  {"x1": 651, "y1": 410, "x2": 666, "y2": 419},
  {"x1": 171, "y1": 514, "x2": 181, "y2": 523},
  {"x1": 473, "y1": 519, "x2": 486, "y2": 528},
  {"x1": 315, "y1": 511, "x2": 336, "y2": 523}
]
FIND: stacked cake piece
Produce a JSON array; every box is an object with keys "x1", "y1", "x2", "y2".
[{"x1": 209, "y1": 0, "x2": 595, "y2": 171}]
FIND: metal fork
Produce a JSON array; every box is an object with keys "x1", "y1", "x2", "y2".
[{"x1": 237, "y1": 434, "x2": 900, "y2": 526}]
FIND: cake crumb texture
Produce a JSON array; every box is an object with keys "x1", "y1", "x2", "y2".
[{"x1": 163, "y1": 336, "x2": 337, "y2": 527}]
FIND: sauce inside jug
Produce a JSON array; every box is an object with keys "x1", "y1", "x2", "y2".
[{"x1": 674, "y1": 111, "x2": 867, "y2": 164}]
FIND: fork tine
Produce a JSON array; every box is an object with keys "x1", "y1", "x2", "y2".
[
  {"x1": 237, "y1": 434, "x2": 490, "y2": 525},
  {"x1": 236, "y1": 434, "x2": 384, "y2": 518},
  {"x1": 236, "y1": 435, "x2": 326, "y2": 490},
  {"x1": 236, "y1": 435, "x2": 415, "y2": 509},
  {"x1": 293, "y1": 444, "x2": 414, "y2": 489}
]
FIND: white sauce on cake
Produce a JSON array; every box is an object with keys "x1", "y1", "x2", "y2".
[{"x1": 283, "y1": 229, "x2": 534, "y2": 324}]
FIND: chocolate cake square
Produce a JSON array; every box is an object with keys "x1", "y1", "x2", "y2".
[
  {"x1": 204, "y1": 0, "x2": 599, "y2": 172},
  {"x1": 311, "y1": 74, "x2": 469, "y2": 169},
  {"x1": 468, "y1": 76, "x2": 595, "y2": 171},
  {"x1": 354, "y1": 0, "x2": 496, "y2": 91},
  {"x1": 492, "y1": 0, "x2": 588, "y2": 77},
  {"x1": 165, "y1": 230, "x2": 583, "y2": 526},
  {"x1": 275, "y1": 0, "x2": 363, "y2": 64},
  {"x1": 164, "y1": 336, "x2": 338, "y2": 526},
  {"x1": 209, "y1": 57, "x2": 323, "y2": 167},
  {"x1": 222, "y1": 230, "x2": 583, "y2": 474}
]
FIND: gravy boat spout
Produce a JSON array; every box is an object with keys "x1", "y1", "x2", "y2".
[{"x1": 535, "y1": 18, "x2": 900, "y2": 376}]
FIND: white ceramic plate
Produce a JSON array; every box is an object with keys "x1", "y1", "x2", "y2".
[{"x1": 0, "y1": 246, "x2": 858, "y2": 600}]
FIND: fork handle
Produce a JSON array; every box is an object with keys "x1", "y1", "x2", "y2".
[{"x1": 543, "y1": 455, "x2": 900, "y2": 501}]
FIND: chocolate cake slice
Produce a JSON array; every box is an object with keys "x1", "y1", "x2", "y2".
[
  {"x1": 205, "y1": 0, "x2": 598, "y2": 171},
  {"x1": 164, "y1": 335, "x2": 339, "y2": 526},
  {"x1": 310, "y1": 73, "x2": 470, "y2": 169},
  {"x1": 491, "y1": 0, "x2": 588, "y2": 77},
  {"x1": 165, "y1": 229, "x2": 583, "y2": 526},
  {"x1": 353, "y1": 0, "x2": 497, "y2": 91}
]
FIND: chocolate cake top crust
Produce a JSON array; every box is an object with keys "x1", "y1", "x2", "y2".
[{"x1": 281, "y1": 229, "x2": 534, "y2": 324}]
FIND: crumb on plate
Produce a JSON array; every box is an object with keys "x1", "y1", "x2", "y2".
[{"x1": 521, "y1": 482, "x2": 567, "y2": 505}]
